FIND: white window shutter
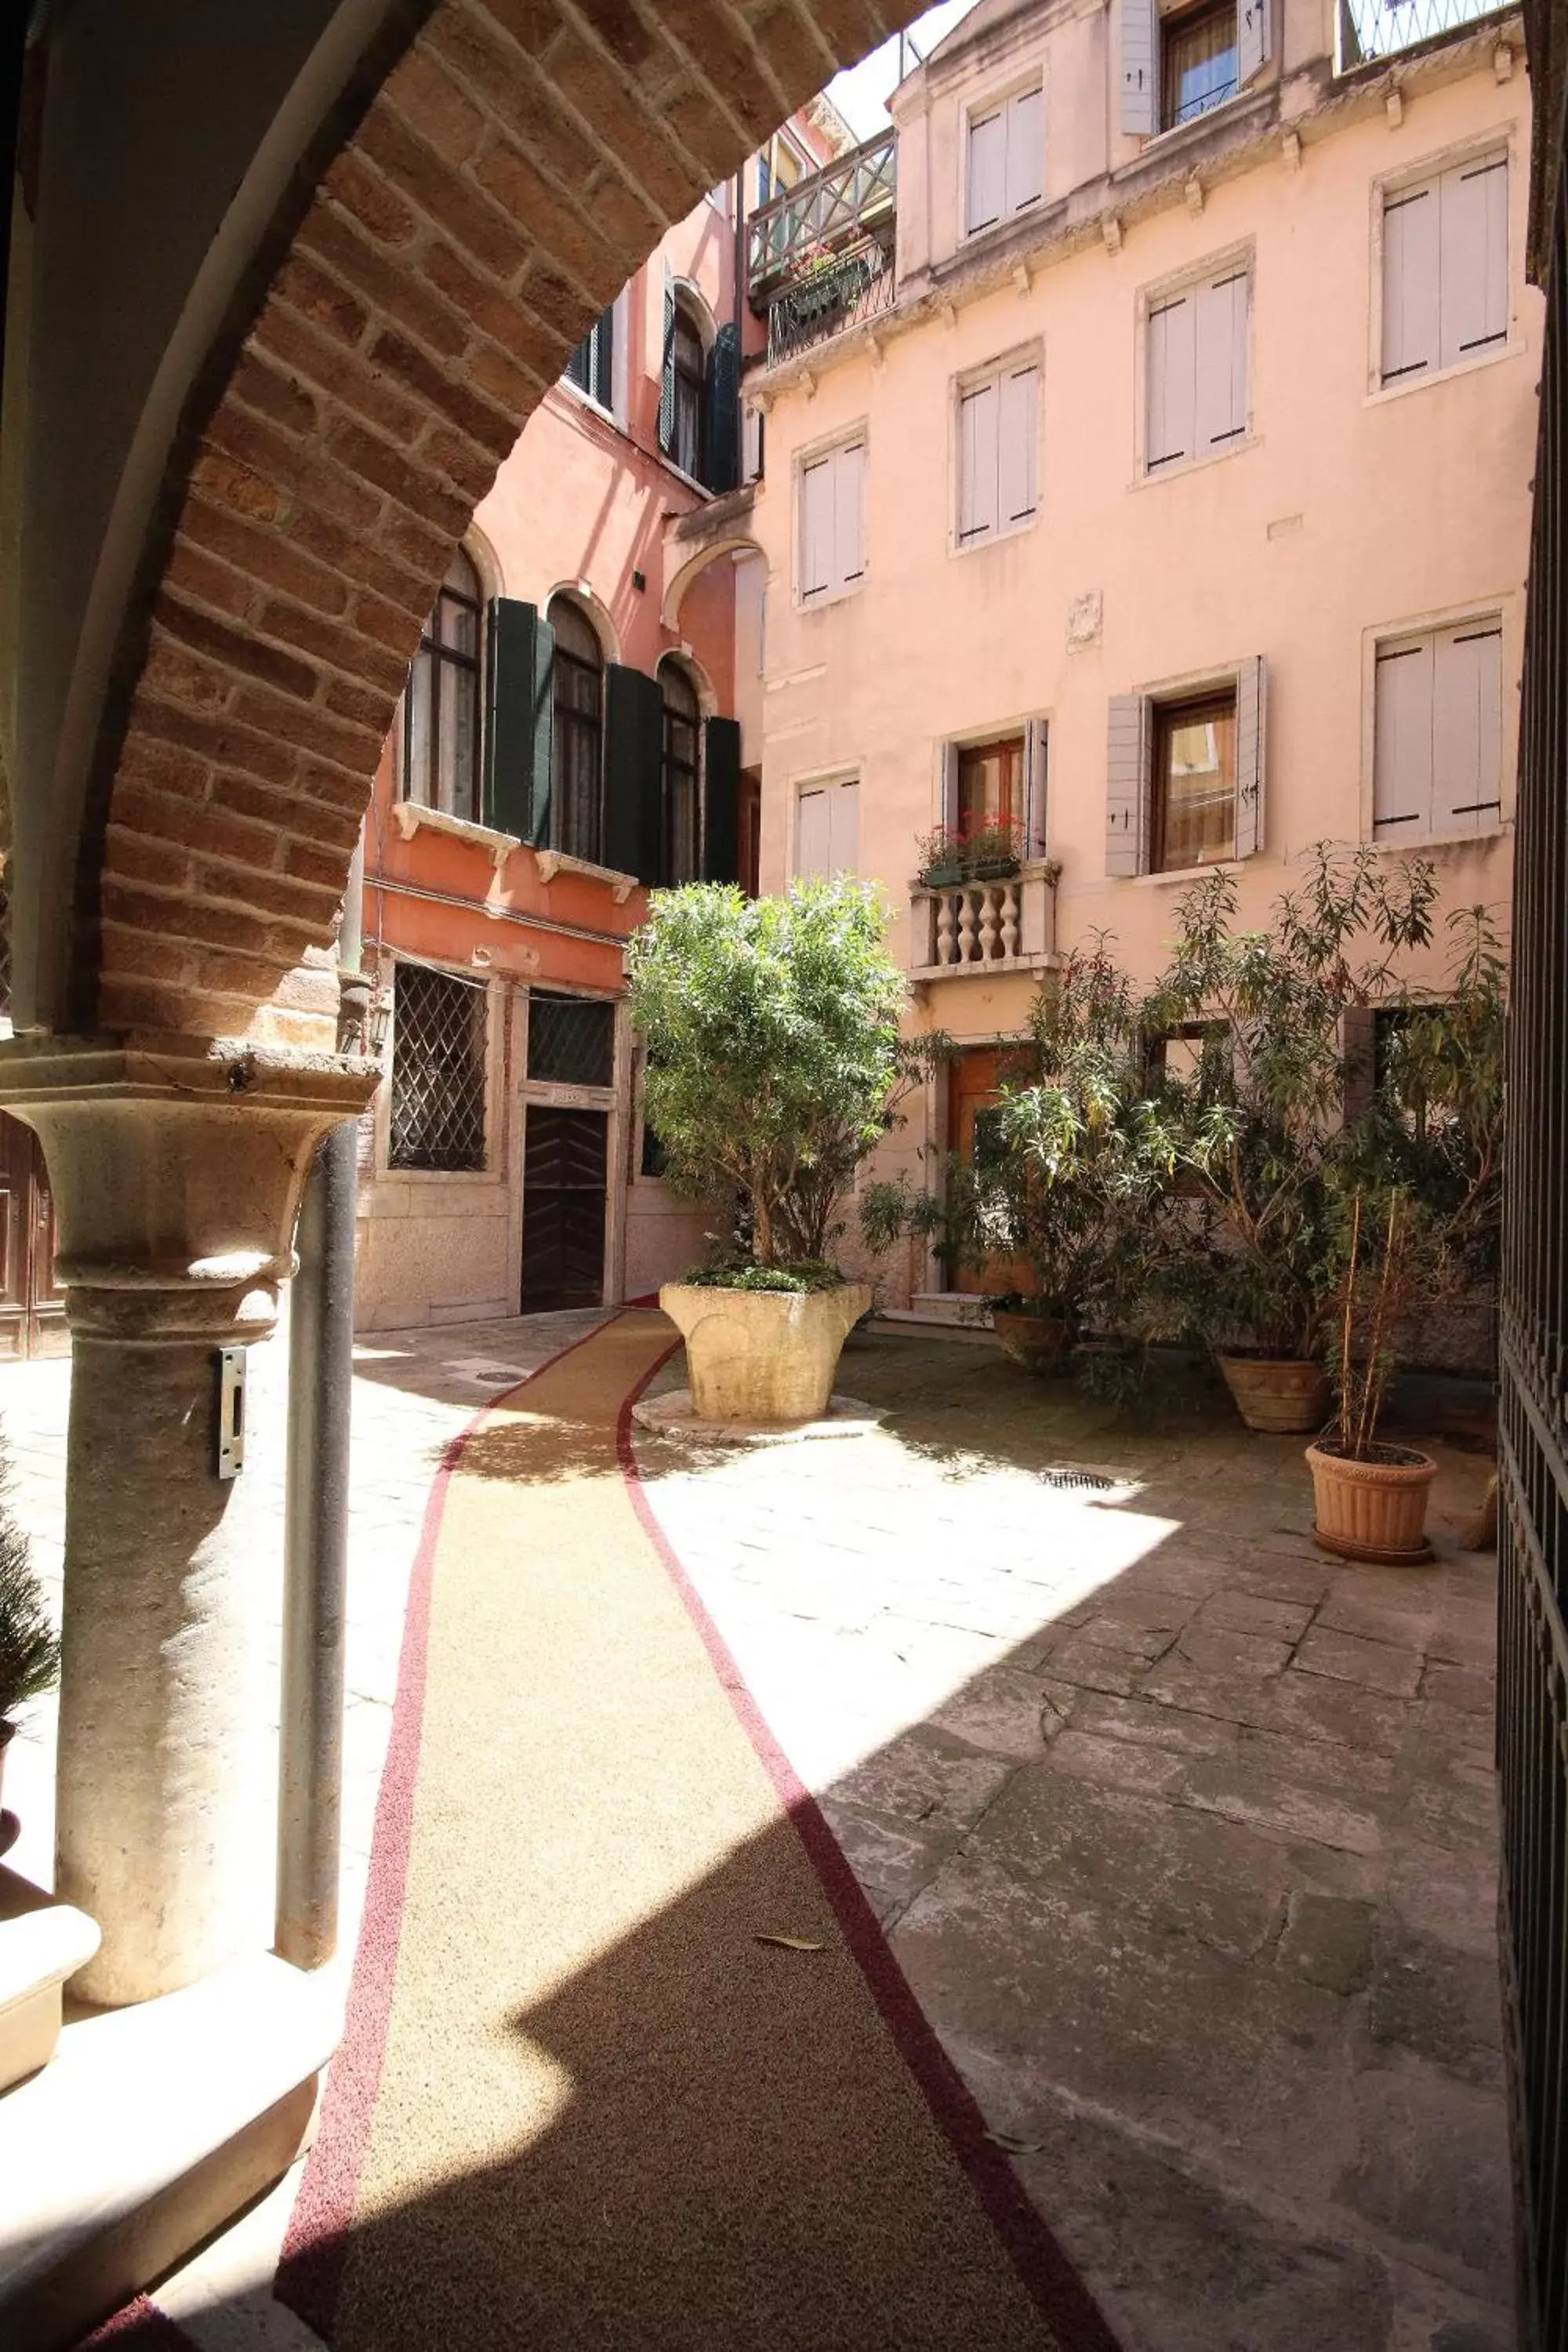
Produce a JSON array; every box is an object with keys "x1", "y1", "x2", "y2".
[
  {"x1": 1233, "y1": 655, "x2": 1265, "y2": 858},
  {"x1": 1147, "y1": 296, "x2": 1196, "y2": 468},
  {"x1": 800, "y1": 459, "x2": 831, "y2": 597},
  {"x1": 959, "y1": 383, "x2": 1000, "y2": 540},
  {"x1": 1373, "y1": 638, "x2": 1435, "y2": 838},
  {"x1": 1106, "y1": 694, "x2": 1149, "y2": 876},
  {"x1": 1439, "y1": 154, "x2": 1508, "y2": 370},
  {"x1": 797, "y1": 787, "x2": 829, "y2": 878},
  {"x1": 998, "y1": 365, "x2": 1039, "y2": 526},
  {"x1": 1023, "y1": 719, "x2": 1049, "y2": 856},
  {"x1": 1381, "y1": 184, "x2": 1439, "y2": 382},
  {"x1": 967, "y1": 108, "x2": 1005, "y2": 231},
  {"x1": 742, "y1": 404, "x2": 763, "y2": 485},
  {"x1": 829, "y1": 779, "x2": 860, "y2": 873},
  {"x1": 1120, "y1": 0, "x2": 1157, "y2": 136},
  {"x1": 834, "y1": 441, "x2": 865, "y2": 586},
  {"x1": 1194, "y1": 270, "x2": 1248, "y2": 452},
  {"x1": 1006, "y1": 89, "x2": 1044, "y2": 214},
  {"x1": 1433, "y1": 622, "x2": 1503, "y2": 832},
  {"x1": 1239, "y1": 0, "x2": 1270, "y2": 86}
]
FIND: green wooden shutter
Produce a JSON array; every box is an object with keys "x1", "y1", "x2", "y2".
[
  {"x1": 658, "y1": 268, "x2": 676, "y2": 455},
  {"x1": 604, "y1": 664, "x2": 663, "y2": 883},
  {"x1": 705, "y1": 322, "x2": 740, "y2": 494},
  {"x1": 485, "y1": 599, "x2": 554, "y2": 845},
  {"x1": 704, "y1": 717, "x2": 742, "y2": 884}
]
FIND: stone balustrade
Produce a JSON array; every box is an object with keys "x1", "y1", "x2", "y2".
[{"x1": 909, "y1": 859, "x2": 1060, "y2": 983}]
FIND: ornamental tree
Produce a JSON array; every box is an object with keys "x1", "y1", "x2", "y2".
[{"x1": 626, "y1": 877, "x2": 917, "y2": 1272}]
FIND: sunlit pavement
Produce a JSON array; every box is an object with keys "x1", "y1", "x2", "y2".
[{"x1": 1, "y1": 1316, "x2": 1508, "y2": 2352}]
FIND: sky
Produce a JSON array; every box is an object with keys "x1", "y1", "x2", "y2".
[{"x1": 825, "y1": 0, "x2": 982, "y2": 137}]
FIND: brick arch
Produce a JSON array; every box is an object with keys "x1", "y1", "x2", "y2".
[{"x1": 91, "y1": 0, "x2": 906, "y2": 1038}]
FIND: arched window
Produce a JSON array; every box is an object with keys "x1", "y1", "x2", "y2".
[
  {"x1": 663, "y1": 298, "x2": 706, "y2": 483},
  {"x1": 404, "y1": 547, "x2": 481, "y2": 822},
  {"x1": 547, "y1": 593, "x2": 604, "y2": 864},
  {"x1": 659, "y1": 659, "x2": 702, "y2": 886}
]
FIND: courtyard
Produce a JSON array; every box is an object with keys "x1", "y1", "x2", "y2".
[{"x1": 3, "y1": 1311, "x2": 1508, "y2": 2352}]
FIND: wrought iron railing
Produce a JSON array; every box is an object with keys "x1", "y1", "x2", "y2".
[
  {"x1": 747, "y1": 131, "x2": 896, "y2": 302},
  {"x1": 1498, "y1": 114, "x2": 1568, "y2": 2352},
  {"x1": 765, "y1": 230, "x2": 896, "y2": 368},
  {"x1": 1337, "y1": 0, "x2": 1513, "y2": 68}
]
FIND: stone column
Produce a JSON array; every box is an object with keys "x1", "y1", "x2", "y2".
[{"x1": 0, "y1": 1035, "x2": 376, "y2": 2006}]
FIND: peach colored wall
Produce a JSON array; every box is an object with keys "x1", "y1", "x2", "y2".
[{"x1": 748, "y1": 14, "x2": 1535, "y2": 1302}]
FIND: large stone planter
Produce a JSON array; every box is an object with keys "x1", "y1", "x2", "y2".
[
  {"x1": 991, "y1": 1309, "x2": 1073, "y2": 1376},
  {"x1": 1218, "y1": 1352, "x2": 1330, "y2": 1434},
  {"x1": 659, "y1": 1283, "x2": 871, "y2": 1425}
]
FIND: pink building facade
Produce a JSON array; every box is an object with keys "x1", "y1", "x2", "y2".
[{"x1": 741, "y1": 0, "x2": 1537, "y2": 1311}]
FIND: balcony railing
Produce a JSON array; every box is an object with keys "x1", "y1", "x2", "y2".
[
  {"x1": 909, "y1": 862, "x2": 1059, "y2": 983},
  {"x1": 765, "y1": 230, "x2": 896, "y2": 368},
  {"x1": 1336, "y1": 0, "x2": 1512, "y2": 67},
  {"x1": 747, "y1": 131, "x2": 896, "y2": 302}
]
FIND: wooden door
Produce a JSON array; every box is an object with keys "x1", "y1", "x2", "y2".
[
  {"x1": 0, "y1": 1114, "x2": 66, "y2": 1359},
  {"x1": 521, "y1": 1107, "x2": 608, "y2": 1312},
  {"x1": 947, "y1": 1048, "x2": 1031, "y2": 1298}
]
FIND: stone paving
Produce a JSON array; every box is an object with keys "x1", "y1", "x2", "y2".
[{"x1": 0, "y1": 1313, "x2": 1509, "y2": 2351}]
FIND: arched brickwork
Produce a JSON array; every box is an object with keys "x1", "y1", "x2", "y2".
[{"x1": 90, "y1": 0, "x2": 906, "y2": 1036}]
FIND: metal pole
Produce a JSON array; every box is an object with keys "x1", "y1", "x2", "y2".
[{"x1": 276, "y1": 829, "x2": 365, "y2": 1968}]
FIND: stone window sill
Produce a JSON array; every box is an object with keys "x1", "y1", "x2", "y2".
[
  {"x1": 533, "y1": 848, "x2": 641, "y2": 903},
  {"x1": 394, "y1": 801, "x2": 519, "y2": 871}
]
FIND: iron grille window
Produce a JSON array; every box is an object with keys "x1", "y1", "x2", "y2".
[
  {"x1": 659, "y1": 659, "x2": 702, "y2": 886},
  {"x1": 548, "y1": 594, "x2": 604, "y2": 864},
  {"x1": 1161, "y1": 0, "x2": 1239, "y2": 129},
  {"x1": 403, "y1": 549, "x2": 481, "y2": 822},
  {"x1": 528, "y1": 992, "x2": 615, "y2": 1088},
  {"x1": 389, "y1": 964, "x2": 488, "y2": 1171}
]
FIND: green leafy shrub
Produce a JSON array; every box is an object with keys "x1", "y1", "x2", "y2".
[
  {"x1": 0, "y1": 1432, "x2": 57, "y2": 1726},
  {"x1": 628, "y1": 877, "x2": 925, "y2": 1276}
]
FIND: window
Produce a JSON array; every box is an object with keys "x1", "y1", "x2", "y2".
[
  {"x1": 957, "y1": 736, "x2": 1025, "y2": 837},
  {"x1": 527, "y1": 991, "x2": 615, "y2": 1087},
  {"x1": 796, "y1": 777, "x2": 859, "y2": 878},
  {"x1": 966, "y1": 84, "x2": 1044, "y2": 234},
  {"x1": 799, "y1": 437, "x2": 865, "y2": 603},
  {"x1": 403, "y1": 549, "x2": 481, "y2": 822},
  {"x1": 1153, "y1": 691, "x2": 1237, "y2": 870},
  {"x1": 1381, "y1": 152, "x2": 1508, "y2": 387},
  {"x1": 389, "y1": 964, "x2": 488, "y2": 1172},
  {"x1": 564, "y1": 305, "x2": 614, "y2": 411},
  {"x1": 1374, "y1": 618, "x2": 1503, "y2": 841},
  {"x1": 1145, "y1": 262, "x2": 1248, "y2": 470},
  {"x1": 659, "y1": 660, "x2": 702, "y2": 887},
  {"x1": 1120, "y1": 0, "x2": 1268, "y2": 140},
  {"x1": 547, "y1": 594, "x2": 604, "y2": 863},
  {"x1": 1162, "y1": 0, "x2": 1238, "y2": 129},
  {"x1": 1106, "y1": 658, "x2": 1265, "y2": 875},
  {"x1": 957, "y1": 357, "x2": 1039, "y2": 546},
  {"x1": 663, "y1": 299, "x2": 706, "y2": 482}
]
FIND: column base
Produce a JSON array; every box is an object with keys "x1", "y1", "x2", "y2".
[{"x1": 0, "y1": 1943, "x2": 339, "y2": 2352}]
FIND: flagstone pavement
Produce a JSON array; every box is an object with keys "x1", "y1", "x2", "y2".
[{"x1": 0, "y1": 1313, "x2": 1510, "y2": 2352}]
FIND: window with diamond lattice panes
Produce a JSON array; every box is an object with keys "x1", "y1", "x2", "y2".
[
  {"x1": 390, "y1": 965, "x2": 488, "y2": 1171},
  {"x1": 527, "y1": 992, "x2": 615, "y2": 1089}
]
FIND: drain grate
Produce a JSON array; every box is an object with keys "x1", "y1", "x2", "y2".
[{"x1": 1039, "y1": 1468, "x2": 1118, "y2": 1492}]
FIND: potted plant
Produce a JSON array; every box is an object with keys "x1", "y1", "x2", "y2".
[
  {"x1": 628, "y1": 875, "x2": 926, "y2": 1425},
  {"x1": 916, "y1": 824, "x2": 967, "y2": 889},
  {"x1": 0, "y1": 1436, "x2": 59, "y2": 1820},
  {"x1": 1144, "y1": 847, "x2": 1443, "y2": 1433},
  {"x1": 963, "y1": 817, "x2": 1023, "y2": 882},
  {"x1": 1307, "y1": 1190, "x2": 1438, "y2": 1561},
  {"x1": 863, "y1": 941, "x2": 1174, "y2": 1376}
]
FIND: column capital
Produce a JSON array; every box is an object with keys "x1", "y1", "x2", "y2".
[{"x1": 0, "y1": 1032, "x2": 379, "y2": 1340}]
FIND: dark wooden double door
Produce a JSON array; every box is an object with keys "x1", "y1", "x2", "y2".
[
  {"x1": 521, "y1": 1106, "x2": 608, "y2": 1313},
  {"x1": 0, "y1": 1112, "x2": 64, "y2": 1359}
]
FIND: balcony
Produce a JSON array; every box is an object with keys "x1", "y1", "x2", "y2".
[
  {"x1": 748, "y1": 132, "x2": 897, "y2": 367},
  {"x1": 1336, "y1": 0, "x2": 1513, "y2": 67},
  {"x1": 909, "y1": 862, "x2": 1060, "y2": 985}
]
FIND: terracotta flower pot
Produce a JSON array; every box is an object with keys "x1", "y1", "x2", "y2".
[
  {"x1": 1218, "y1": 1352, "x2": 1330, "y2": 1435},
  {"x1": 991, "y1": 1309, "x2": 1073, "y2": 1376},
  {"x1": 659, "y1": 1282, "x2": 871, "y2": 1425},
  {"x1": 1305, "y1": 1440, "x2": 1438, "y2": 1563}
]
